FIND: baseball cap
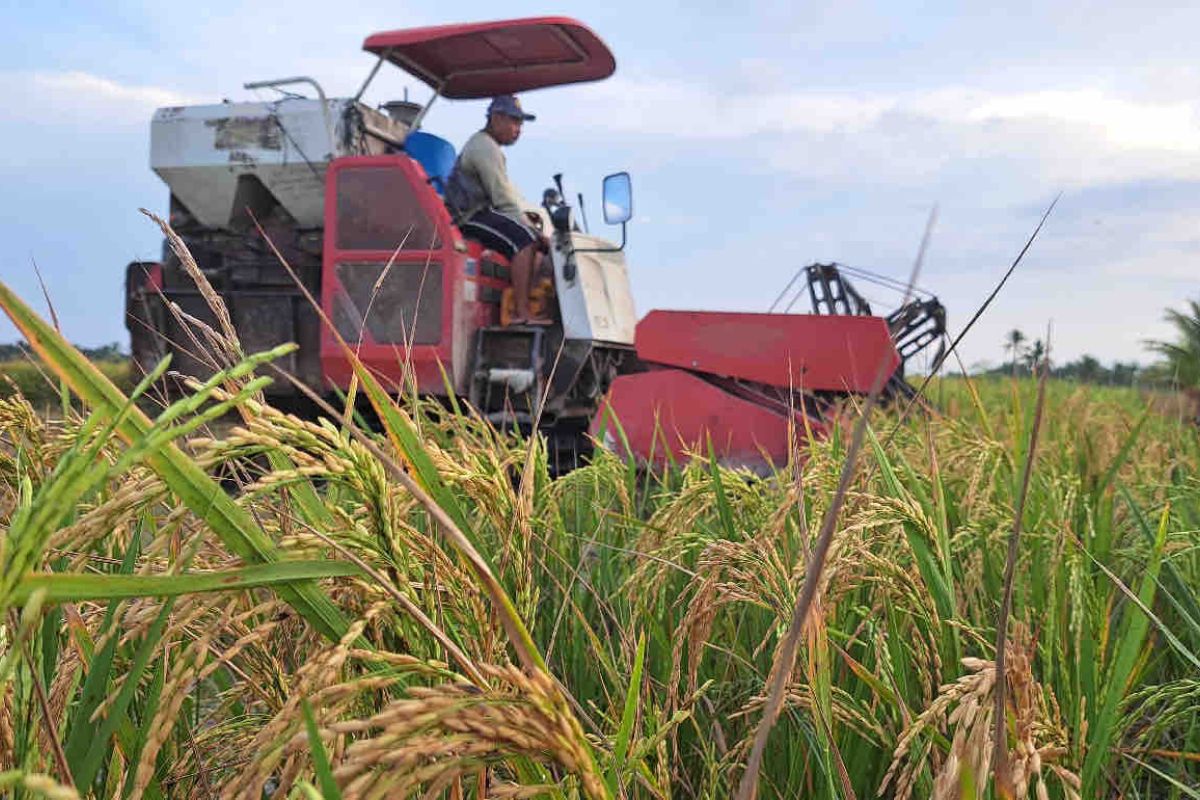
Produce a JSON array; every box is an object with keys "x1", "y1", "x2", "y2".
[{"x1": 487, "y1": 95, "x2": 536, "y2": 122}]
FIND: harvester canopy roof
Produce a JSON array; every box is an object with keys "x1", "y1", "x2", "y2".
[{"x1": 363, "y1": 17, "x2": 615, "y2": 99}]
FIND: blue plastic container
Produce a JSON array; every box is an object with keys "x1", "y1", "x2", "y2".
[{"x1": 403, "y1": 131, "x2": 456, "y2": 195}]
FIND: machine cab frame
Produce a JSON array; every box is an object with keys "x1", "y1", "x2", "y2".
[{"x1": 320, "y1": 17, "x2": 631, "y2": 397}]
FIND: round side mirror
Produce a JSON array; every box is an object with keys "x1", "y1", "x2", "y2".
[{"x1": 602, "y1": 172, "x2": 632, "y2": 225}]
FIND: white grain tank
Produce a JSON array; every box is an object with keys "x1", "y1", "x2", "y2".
[{"x1": 150, "y1": 95, "x2": 408, "y2": 230}]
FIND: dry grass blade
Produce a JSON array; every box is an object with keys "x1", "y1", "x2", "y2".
[
  {"x1": 141, "y1": 208, "x2": 242, "y2": 359},
  {"x1": 885, "y1": 194, "x2": 1060, "y2": 446},
  {"x1": 734, "y1": 207, "x2": 936, "y2": 800},
  {"x1": 30, "y1": 257, "x2": 61, "y2": 334},
  {"x1": 992, "y1": 331, "x2": 1050, "y2": 795},
  {"x1": 356, "y1": 227, "x2": 414, "y2": 354}
]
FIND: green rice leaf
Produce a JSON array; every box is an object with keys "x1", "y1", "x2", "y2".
[
  {"x1": 63, "y1": 531, "x2": 142, "y2": 776},
  {"x1": 76, "y1": 600, "x2": 174, "y2": 789},
  {"x1": 609, "y1": 630, "x2": 646, "y2": 792},
  {"x1": 302, "y1": 698, "x2": 343, "y2": 800},
  {"x1": 12, "y1": 560, "x2": 361, "y2": 603},
  {"x1": 1121, "y1": 754, "x2": 1200, "y2": 798},
  {"x1": 1081, "y1": 504, "x2": 1170, "y2": 791}
]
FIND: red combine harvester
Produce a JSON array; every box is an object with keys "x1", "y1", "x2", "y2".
[{"x1": 126, "y1": 17, "x2": 945, "y2": 473}]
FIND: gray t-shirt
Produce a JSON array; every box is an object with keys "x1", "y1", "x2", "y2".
[{"x1": 444, "y1": 130, "x2": 532, "y2": 221}]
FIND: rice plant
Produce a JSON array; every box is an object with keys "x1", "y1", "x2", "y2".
[{"x1": 0, "y1": 274, "x2": 1197, "y2": 798}]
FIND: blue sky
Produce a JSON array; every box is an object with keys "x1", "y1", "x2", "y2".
[{"x1": 2, "y1": 1, "x2": 1198, "y2": 369}]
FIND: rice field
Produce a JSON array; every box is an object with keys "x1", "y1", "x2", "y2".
[
  {"x1": 1, "y1": 276, "x2": 1198, "y2": 799},
  {"x1": 0, "y1": 358, "x2": 130, "y2": 406}
]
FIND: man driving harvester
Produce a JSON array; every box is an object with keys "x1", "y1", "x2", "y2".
[{"x1": 445, "y1": 94, "x2": 551, "y2": 325}]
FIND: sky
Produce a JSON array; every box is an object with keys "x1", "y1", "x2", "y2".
[{"x1": 1, "y1": 1, "x2": 1198, "y2": 370}]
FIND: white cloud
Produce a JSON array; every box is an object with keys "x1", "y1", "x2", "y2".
[
  {"x1": 0, "y1": 70, "x2": 207, "y2": 130},
  {"x1": 548, "y1": 79, "x2": 1200, "y2": 146},
  {"x1": 536, "y1": 78, "x2": 1200, "y2": 192},
  {"x1": 964, "y1": 90, "x2": 1200, "y2": 152},
  {"x1": 538, "y1": 78, "x2": 892, "y2": 139},
  {"x1": 31, "y1": 71, "x2": 203, "y2": 111}
]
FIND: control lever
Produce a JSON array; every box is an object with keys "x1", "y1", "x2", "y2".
[{"x1": 576, "y1": 192, "x2": 590, "y2": 233}]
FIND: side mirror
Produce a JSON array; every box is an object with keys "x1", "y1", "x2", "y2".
[
  {"x1": 602, "y1": 172, "x2": 632, "y2": 225},
  {"x1": 575, "y1": 172, "x2": 632, "y2": 254}
]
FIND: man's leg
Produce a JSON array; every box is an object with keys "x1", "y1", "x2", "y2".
[
  {"x1": 459, "y1": 210, "x2": 549, "y2": 324},
  {"x1": 510, "y1": 242, "x2": 548, "y2": 323}
]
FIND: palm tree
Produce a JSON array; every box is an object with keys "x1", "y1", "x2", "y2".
[
  {"x1": 1024, "y1": 339, "x2": 1046, "y2": 371},
  {"x1": 1004, "y1": 329, "x2": 1027, "y2": 375},
  {"x1": 1146, "y1": 299, "x2": 1200, "y2": 387}
]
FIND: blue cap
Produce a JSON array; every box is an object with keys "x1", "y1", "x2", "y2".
[{"x1": 487, "y1": 95, "x2": 536, "y2": 121}]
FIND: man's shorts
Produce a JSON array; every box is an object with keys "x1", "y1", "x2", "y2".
[{"x1": 460, "y1": 209, "x2": 539, "y2": 261}]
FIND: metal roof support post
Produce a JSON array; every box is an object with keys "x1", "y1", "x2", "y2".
[
  {"x1": 406, "y1": 80, "x2": 446, "y2": 136},
  {"x1": 354, "y1": 54, "x2": 386, "y2": 102}
]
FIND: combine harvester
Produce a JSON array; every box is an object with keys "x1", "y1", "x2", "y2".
[{"x1": 127, "y1": 16, "x2": 945, "y2": 473}]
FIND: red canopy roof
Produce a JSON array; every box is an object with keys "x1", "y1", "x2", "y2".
[{"x1": 363, "y1": 17, "x2": 615, "y2": 99}]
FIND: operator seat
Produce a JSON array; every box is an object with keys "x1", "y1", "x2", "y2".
[{"x1": 403, "y1": 131, "x2": 456, "y2": 195}]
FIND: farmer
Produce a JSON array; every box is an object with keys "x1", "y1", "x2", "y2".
[{"x1": 445, "y1": 94, "x2": 550, "y2": 325}]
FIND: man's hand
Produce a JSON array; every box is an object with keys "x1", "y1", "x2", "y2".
[{"x1": 524, "y1": 211, "x2": 550, "y2": 252}]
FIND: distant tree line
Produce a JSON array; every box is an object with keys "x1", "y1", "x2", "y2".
[
  {"x1": 0, "y1": 341, "x2": 127, "y2": 362},
  {"x1": 978, "y1": 337, "x2": 1148, "y2": 386},
  {"x1": 980, "y1": 298, "x2": 1200, "y2": 389}
]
